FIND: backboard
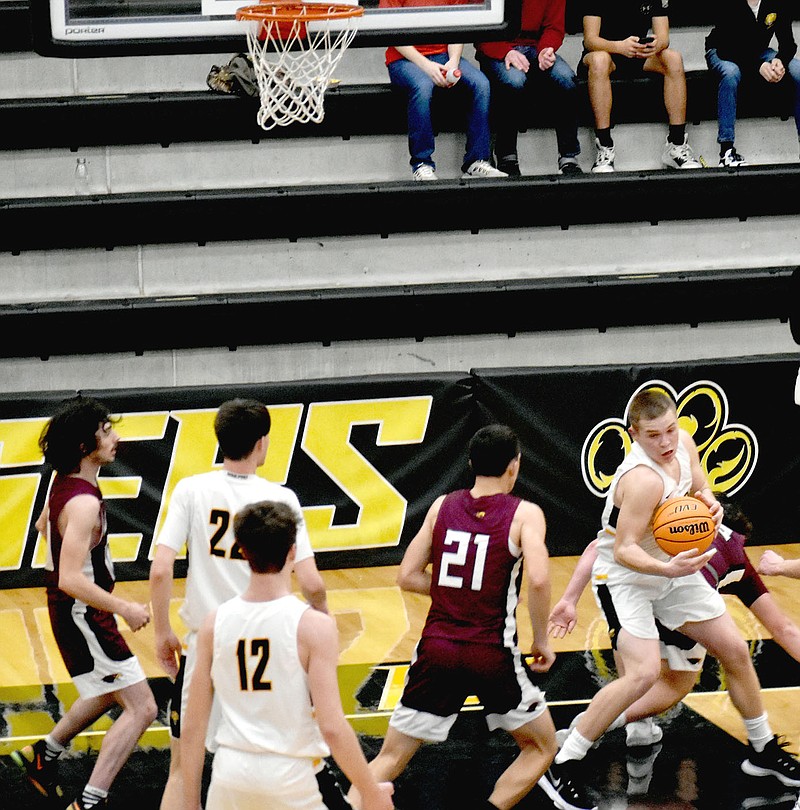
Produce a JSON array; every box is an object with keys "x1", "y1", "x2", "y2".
[{"x1": 30, "y1": 0, "x2": 521, "y2": 57}]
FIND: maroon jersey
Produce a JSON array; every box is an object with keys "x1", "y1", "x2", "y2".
[
  {"x1": 424, "y1": 490, "x2": 523, "y2": 646},
  {"x1": 45, "y1": 474, "x2": 132, "y2": 676},
  {"x1": 703, "y1": 524, "x2": 768, "y2": 608},
  {"x1": 45, "y1": 475, "x2": 114, "y2": 602}
]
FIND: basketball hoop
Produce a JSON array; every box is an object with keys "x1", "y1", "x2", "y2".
[{"x1": 236, "y1": 1, "x2": 364, "y2": 130}]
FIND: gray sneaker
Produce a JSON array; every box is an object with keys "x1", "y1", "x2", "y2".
[
  {"x1": 412, "y1": 164, "x2": 438, "y2": 181},
  {"x1": 462, "y1": 159, "x2": 508, "y2": 178},
  {"x1": 591, "y1": 140, "x2": 615, "y2": 173},
  {"x1": 662, "y1": 135, "x2": 702, "y2": 169}
]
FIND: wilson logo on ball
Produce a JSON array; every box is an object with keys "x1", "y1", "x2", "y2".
[
  {"x1": 652, "y1": 496, "x2": 716, "y2": 556},
  {"x1": 666, "y1": 520, "x2": 712, "y2": 536}
]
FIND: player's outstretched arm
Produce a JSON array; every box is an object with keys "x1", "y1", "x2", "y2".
[
  {"x1": 149, "y1": 543, "x2": 182, "y2": 679},
  {"x1": 181, "y1": 611, "x2": 215, "y2": 810},
  {"x1": 301, "y1": 611, "x2": 394, "y2": 810},
  {"x1": 758, "y1": 549, "x2": 800, "y2": 579},
  {"x1": 548, "y1": 539, "x2": 598, "y2": 638}
]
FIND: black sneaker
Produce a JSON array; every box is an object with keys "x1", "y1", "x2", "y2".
[
  {"x1": 558, "y1": 156, "x2": 583, "y2": 175},
  {"x1": 538, "y1": 760, "x2": 598, "y2": 810},
  {"x1": 741, "y1": 737, "x2": 800, "y2": 787},
  {"x1": 496, "y1": 154, "x2": 521, "y2": 176},
  {"x1": 2, "y1": 739, "x2": 64, "y2": 800},
  {"x1": 719, "y1": 147, "x2": 747, "y2": 167},
  {"x1": 68, "y1": 799, "x2": 109, "y2": 810}
]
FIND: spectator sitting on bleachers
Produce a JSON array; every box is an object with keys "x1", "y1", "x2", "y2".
[
  {"x1": 382, "y1": 0, "x2": 507, "y2": 181},
  {"x1": 475, "y1": 0, "x2": 582, "y2": 176},
  {"x1": 705, "y1": 0, "x2": 800, "y2": 167},
  {"x1": 580, "y1": 0, "x2": 702, "y2": 173}
]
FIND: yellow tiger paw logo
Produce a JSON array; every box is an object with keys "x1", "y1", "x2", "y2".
[{"x1": 581, "y1": 380, "x2": 757, "y2": 498}]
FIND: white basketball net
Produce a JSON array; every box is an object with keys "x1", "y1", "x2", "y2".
[{"x1": 242, "y1": 7, "x2": 360, "y2": 130}]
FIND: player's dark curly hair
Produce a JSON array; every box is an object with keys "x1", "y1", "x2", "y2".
[
  {"x1": 468, "y1": 424, "x2": 521, "y2": 477},
  {"x1": 39, "y1": 396, "x2": 114, "y2": 475},
  {"x1": 214, "y1": 399, "x2": 271, "y2": 461},
  {"x1": 234, "y1": 500, "x2": 297, "y2": 573},
  {"x1": 714, "y1": 492, "x2": 753, "y2": 538}
]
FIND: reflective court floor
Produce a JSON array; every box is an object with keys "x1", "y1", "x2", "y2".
[{"x1": 2, "y1": 548, "x2": 800, "y2": 810}]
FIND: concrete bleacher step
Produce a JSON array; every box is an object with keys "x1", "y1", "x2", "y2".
[
  {"x1": 0, "y1": 117, "x2": 798, "y2": 198},
  {"x1": 0, "y1": 7, "x2": 796, "y2": 381},
  {"x1": 1, "y1": 214, "x2": 798, "y2": 305},
  {"x1": 0, "y1": 162, "x2": 799, "y2": 253},
  {"x1": 0, "y1": 264, "x2": 792, "y2": 359}
]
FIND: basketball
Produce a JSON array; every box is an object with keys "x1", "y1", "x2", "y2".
[{"x1": 651, "y1": 495, "x2": 716, "y2": 556}]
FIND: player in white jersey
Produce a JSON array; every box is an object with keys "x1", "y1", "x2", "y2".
[
  {"x1": 149, "y1": 399, "x2": 328, "y2": 810},
  {"x1": 543, "y1": 388, "x2": 799, "y2": 810},
  {"x1": 182, "y1": 500, "x2": 394, "y2": 810}
]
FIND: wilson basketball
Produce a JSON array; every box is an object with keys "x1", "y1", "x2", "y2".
[{"x1": 651, "y1": 496, "x2": 715, "y2": 556}]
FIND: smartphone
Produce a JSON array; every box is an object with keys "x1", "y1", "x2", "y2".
[{"x1": 639, "y1": 36, "x2": 654, "y2": 44}]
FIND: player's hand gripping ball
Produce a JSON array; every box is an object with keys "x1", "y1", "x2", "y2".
[{"x1": 651, "y1": 496, "x2": 715, "y2": 556}]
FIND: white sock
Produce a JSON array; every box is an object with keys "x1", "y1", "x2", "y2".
[
  {"x1": 555, "y1": 730, "x2": 594, "y2": 764},
  {"x1": 81, "y1": 785, "x2": 109, "y2": 810},
  {"x1": 743, "y1": 713, "x2": 773, "y2": 752},
  {"x1": 43, "y1": 735, "x2": 66, "y2": 760},
  {"x1": 608, "y1": 711, "x2": 627, "y2": 732}
]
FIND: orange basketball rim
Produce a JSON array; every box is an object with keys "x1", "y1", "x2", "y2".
[{"x1": 235, "y1": 0, "x2": 364, "y2": 130}]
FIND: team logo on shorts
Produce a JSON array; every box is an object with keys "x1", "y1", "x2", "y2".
[{"x1": 101, "y1": 672, "x2": 122, "y2": 683}]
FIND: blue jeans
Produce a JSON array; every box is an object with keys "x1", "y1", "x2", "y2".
[
  {"x1": 706, "y1": 47, "x2": 800, "y2": 144},
  {"x1": 479, "y1": 46, "x2": 581, "y2": 159},
  {"x1": 388, "y1": 53, "x2": 492, "y2": 171}
]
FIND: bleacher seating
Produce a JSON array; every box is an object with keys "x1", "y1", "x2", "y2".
[
  {"x1": 0, "y1": 67, "x2": 794, "y2": 151},
  {"x1": 0, "y1": 265, "x2": 792, "y2": 359},
  {"x1": 0, "y1": 0, "x2": 797, "y2": 380}
]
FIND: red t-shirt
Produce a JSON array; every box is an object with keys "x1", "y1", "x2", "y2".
[
  {"x1": 382, "y1": 0, "x2": 474, "y2": 64},
  {"x1": 475, "y1": 0, "x2": 566, "y2": 61}
]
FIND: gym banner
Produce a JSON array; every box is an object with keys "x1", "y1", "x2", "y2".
[{"x1": 0, "y1": 355, "x2": 797, "y2": 589}]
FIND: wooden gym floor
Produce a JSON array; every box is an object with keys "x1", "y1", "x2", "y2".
[{"x1": 2, "y1": 545, "x2": 800, "y2": 810}]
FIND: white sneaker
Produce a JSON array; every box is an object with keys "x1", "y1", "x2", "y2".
[
  {"x1": 462, "y1": 159, "x2": 508, "y2": 178},
  {"x1": 626, "y1": 718, "x2": 664, "y2": 747},
  {"x1": 662, "y1": 135, "x2": 702, "y2": 169},
  {"x1": 591, "y1": 140, "x2": 615, "y2": 173},
  {"x1": 412, "y1": 164, "x2": 438, "y2": 181}
]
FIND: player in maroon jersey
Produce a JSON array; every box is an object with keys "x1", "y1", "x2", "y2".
[
  {"x1": 351, "y1": 424, "x2": 559, "y2": 810},
  {"x1": 3, "y1": 397, "x2": 156, "y2": 810}
]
